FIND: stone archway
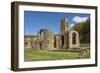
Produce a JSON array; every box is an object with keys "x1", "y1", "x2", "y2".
[{"x1": 68, "y1": 30, "x2": 80, "y2": 48}]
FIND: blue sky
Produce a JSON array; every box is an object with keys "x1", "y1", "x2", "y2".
[{"x1": 24, "y1": 11, "x2": 90, "y2": 35}]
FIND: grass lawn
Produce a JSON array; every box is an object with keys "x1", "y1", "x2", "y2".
[
  {"x1": 24, "y1": 49, "x2": 90, "y2": 61},
  {"x1": 80, "y1": 44, "x2": 90, "y2": 48}
]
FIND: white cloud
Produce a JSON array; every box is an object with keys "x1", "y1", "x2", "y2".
[
  {"x1": 70, "y1": 23, "x2": 74, "y2": 27},
  {"x1": 69, "y1": 23, "x2": 75, "y2": 30},
  {"x1": 73, "y1": 16, "x2": 88, "y2": 23}
]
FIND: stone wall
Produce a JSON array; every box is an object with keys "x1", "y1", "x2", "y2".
[
  {"x1": 54, "y1": 35, "x2": 60, "y2": 50},
  {"x1": 37, "y1": 29, "x2": 54, "y2": 50},
  {"x1": 24, "y1": 37, "x2": 32, "y2": 49}
]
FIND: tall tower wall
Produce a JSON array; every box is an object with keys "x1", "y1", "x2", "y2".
[{"x1": 60, "y1": 18, "x2": 68, "y2": 35}]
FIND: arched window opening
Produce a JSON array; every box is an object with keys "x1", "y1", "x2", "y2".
[
  {"x1": 54, "y1": 37, "x2": 56, "y2": 48},
  {"x1": 40, "y1": 43, "x2": 42, "y2": 50},
  {"x1": 61, "y1": 35, "x2": 64, "y2": 46},
  {"x1": 72, "y1": 32, "x2": 77, "y2": 44},
  {"x1": 25, "y1": 42, "x2": 28, "y2": 46}
]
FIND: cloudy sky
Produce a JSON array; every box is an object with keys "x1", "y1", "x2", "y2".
[{"x1": 24, "y1": 11, "x2": 90, "y2": 35}]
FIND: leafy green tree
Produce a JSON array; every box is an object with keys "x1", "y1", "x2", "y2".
[{"x1": 72, "y1": 18, "x2": 90, "y2": 44}]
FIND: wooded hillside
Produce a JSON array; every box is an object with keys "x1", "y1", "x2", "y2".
[{"x1": 72, "y1": 18, "x2": 90, "y2": 44}]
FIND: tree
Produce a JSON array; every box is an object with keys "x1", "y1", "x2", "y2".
[{"x1": 72, "y1": 18, "x2": 90, "y2": 44}]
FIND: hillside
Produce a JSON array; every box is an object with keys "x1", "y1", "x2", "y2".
[{"x1": 72, "y1": 18, "x2": 90, "y2": 44}]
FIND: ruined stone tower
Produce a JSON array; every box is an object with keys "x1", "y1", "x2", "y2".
[
  {"x1": 60, "y1": 18, "x2": 68, "y2": 35},
  {"x1": 60, "y1": 18, "x2": 68, "y2": 48}
]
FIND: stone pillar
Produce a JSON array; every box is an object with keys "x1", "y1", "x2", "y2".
[
  {"x1": 64, "y1": 32, "x2": 69, "y2": 49},
  {"x1": 54, "y1": 36, "x2": 59, "y2": 49}
]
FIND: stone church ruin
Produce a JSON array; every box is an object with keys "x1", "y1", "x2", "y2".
[{"x1": 24, "y1": 18, "x2": 80, "y2": 50}]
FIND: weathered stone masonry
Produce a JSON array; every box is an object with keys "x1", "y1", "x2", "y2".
[{"x1": 24, "y1": 18, "x2": 80, "y2": 50}]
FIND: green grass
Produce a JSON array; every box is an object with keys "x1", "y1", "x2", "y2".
[
  {"x1": 80, "y1": 44, "x2": 90, "y2": 48},
  {"x1": 83, "y1": 51, "x2": 90, "y2": 58},
  {"x1": 24, "y1": 49, "x2": 90, "y2": 61}
]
